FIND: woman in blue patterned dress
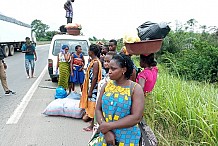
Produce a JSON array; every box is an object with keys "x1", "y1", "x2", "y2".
[{"x1": 95, "y1": 54, "x2": 145, "y2": 146}]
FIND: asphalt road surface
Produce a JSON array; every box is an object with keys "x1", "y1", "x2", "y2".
[{"x1": 0, "y1": 45, "x2": 91, "y2": 146}]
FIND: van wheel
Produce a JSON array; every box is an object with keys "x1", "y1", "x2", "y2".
[
  {"x1": 3, "y1": 46, "x2": 9, "y2": 57},
  {"x1": 51, "y1": 77, "x2": 58, "y2": 82},
  {"x1": 9, "y1": 45, "x2": 14, "y2": 56}
]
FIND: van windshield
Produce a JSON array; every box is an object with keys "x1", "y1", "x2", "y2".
[{"x1": 52, "y1": 39, "x2": 89, "y2": 56}]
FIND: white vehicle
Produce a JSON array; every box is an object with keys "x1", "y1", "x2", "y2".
[
  {"x1": 0, "y1": 13, "x2": 36, "y2": 56},
  {"x1": 48, "y1": 34, "x2": 90, "y2": 82}
]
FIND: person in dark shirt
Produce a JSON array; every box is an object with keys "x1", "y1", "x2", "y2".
[{"x1": 64, "y1": 0, "x2": 74, "y2": 23}]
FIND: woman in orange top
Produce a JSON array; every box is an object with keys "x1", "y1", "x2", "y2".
[{"x1": 80, "y1": 44, "x2": 102, "y2": 131}]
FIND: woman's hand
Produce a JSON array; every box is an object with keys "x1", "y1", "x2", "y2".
[
  {"x1": 99, "y1": 121, "x2": 112, "y2": 134},
  {"x1": 71, "y1": 72, "x2": 74, "y2": 77},
  {"x1": 104, "y1": 131, "x2": 116, "y2": 145},
  {"x1": 88, "y1": 91, "x2": 92, "y2": 98},
  {"x1": 3, "y1": 63, "x2": 7, "y2": 70},
  {"x1": 78, "y1": 67, "x2": 83, "y2": 71}
]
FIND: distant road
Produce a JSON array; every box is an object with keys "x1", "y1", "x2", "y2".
[{"x1": 0, "y1": 44, "x2": 91, "y2": 145}]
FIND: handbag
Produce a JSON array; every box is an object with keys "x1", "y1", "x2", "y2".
[
  {"x1": 88, "y1": 124, "x2": 99, "y2": 146},
  {"x1": 130, "y1": 82, "x2": 158, "y2": 146},
  {"x1": 138, "y1": 119, "x2": 158, "y2": 146}
]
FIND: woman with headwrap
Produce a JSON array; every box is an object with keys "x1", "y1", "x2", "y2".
[{"x1": 56, "y1": 45, "x2": 71, "y2": 90}]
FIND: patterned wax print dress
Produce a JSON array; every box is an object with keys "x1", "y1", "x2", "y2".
[
  {"x1": 96, "y1": 80, "x2": 141, "y2": 146},
  {"x1": 70, "y1": 53, "x2": 85, "y2": 84}
]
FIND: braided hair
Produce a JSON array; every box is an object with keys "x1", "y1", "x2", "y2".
[{"x1": 112, "y1": 54, "x2": 134, "y2": 79}]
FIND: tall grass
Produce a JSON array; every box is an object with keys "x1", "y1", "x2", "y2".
[{"x1": 132, "y1": 56, "x2": 218, "y2": 145}]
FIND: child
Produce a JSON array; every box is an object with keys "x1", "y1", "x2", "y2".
[
  {"x1": 108, "y1": 39, "x2": 117, "y2": 54},
  {"x1": 136, "y1": 53, "x2": 158, "y2": 95},
  {"x1": 96, "y1": 52, "x2": 116, "y2": 102},
  {"x1": 100, "y1": 45, "x2": 109, "y2": 68},
  {"x1": 70, "y1": 45, "x2": 85, "y2": 92}
]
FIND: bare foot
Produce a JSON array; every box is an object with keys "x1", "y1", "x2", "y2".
[{"x1": 83, "y1": 125, "x2": 93, "y2": 132}]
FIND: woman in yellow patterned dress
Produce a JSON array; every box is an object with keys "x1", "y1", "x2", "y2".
[{"x1": 95, "y1": 54, "x2": 145, "y2": 146}]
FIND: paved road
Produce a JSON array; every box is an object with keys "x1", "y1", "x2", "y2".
[{"x1": 0, "y1": 45, "x2": 91, "y2": 146}]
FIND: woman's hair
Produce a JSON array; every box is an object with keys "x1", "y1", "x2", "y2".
[
  {"x1": 106, "y1": 51, "x2": 117, "y2": 56},
  {"x1": 112, "y1": 54, "x2": 134, "y2": 79},
  {"x1": 89, "y1": 44, "x2": 100, "y2": 56},
  {"x1": 75, "y1": 45, "x2": 81, "y2": 51},
  {"x1": 140, "y1": 53, "x2": 157, "y2": 67}
]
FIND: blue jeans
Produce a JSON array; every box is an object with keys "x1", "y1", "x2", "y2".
[{"x1": 25, "y1": 59, "x2": 35, "y2": 71}]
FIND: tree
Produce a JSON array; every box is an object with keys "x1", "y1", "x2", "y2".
[
  {"x1": 31, "y1": 19, "x2": 49, "y2": 41},
  {"x1": 186, "y1": 19, "x2": 198, "y2": 32},
  {"x1": 45, "y1": 31, "x2": 58, "y2": 41}
]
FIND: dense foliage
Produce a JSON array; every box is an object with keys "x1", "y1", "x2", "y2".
[
  {"x1": 158, "y1": 20, "x2": 218, "y2": 83},
  {"x1": 31, "y1": 19, "x2": 58, "y2": 41}
]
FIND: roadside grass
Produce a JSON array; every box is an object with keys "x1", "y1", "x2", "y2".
[{"x1": 132, "y1": 56, "x2": 218, "y2": 145}]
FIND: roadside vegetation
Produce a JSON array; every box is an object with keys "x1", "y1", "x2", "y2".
[
  {"x1": 132, "y1": 19, "x2": 218, "y2": 145},
  {"x1": 133, "y1": 58, "x2": 218, "y2": 145}
]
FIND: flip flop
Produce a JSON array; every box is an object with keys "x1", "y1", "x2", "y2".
[{"x1": 83, "y1": 127, "x2": 93, "y2": 132}]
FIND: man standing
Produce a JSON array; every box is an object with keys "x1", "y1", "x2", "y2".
[
  {"x1": 64, "y1": 0, "x2": 74, "y2": 24},
  {"x1": 21, "y1": 37, "x2": 37, "y2": 78},
  {"x1": 0, "y1": 47, "x2": 16, "y2": 95}
]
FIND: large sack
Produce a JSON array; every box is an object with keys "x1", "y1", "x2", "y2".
[
  {"x1": 137, "y1": 21, "x2": 170, "y2": 40},
  {"x1": 43, "y1": 99, "x2": 65, "y2": 116},
  {"x1": 43, "y1": 97, "x2": 84, "y2": 119},
  {"x1": 66, "y1": 92, "x2": 81, "y2": 100},
  {"x1": 62, "y1": 98, "x2": 84, "y2": 118}
]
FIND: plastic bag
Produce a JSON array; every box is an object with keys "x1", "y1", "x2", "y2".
[
  {"x1": 54, "y1": 86, "x2": 67, "y2": 99},
  {"x1": 137, "y1": 21, "x2": 170, "y2": 40}
]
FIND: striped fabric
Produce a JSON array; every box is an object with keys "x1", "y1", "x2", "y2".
[{"x1": 58, "y1": 62, "x2": 70, "y2": 89}]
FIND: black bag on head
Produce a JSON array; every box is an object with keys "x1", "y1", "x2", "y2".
[{"x1": 137, "y1": 21, "x2": 170, "y2": 40}]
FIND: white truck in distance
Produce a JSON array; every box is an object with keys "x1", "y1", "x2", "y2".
[{"x1": 0, "y1": 13, "x2": 36, "y2": 57}]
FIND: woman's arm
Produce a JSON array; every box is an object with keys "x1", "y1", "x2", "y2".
[
  {"x1": 99, "y1": 83, "x2": 145, "y2": 134},
  {"x1": 88, "y1": 61, "x2": 99, "y2": 97},
  {"x1": 70, "y1": 54, "x2": 74, "y2": 73},
  {"x1": 96, "y1": 83, "x2": 107, "y2": 124},
  {"x1": 138, "y1": 77, "x2": 146, "y2": 91},
  {"x1": 56, "y1": 54, "x2": 59, "y2": 71},
  {"x1": 81, "y1": 55, "x2": 85, "y2": 68}
]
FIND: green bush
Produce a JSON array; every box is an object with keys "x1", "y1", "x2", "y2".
[{"x1": 159, "y1": 41, "x2": 218, "y2": 83}]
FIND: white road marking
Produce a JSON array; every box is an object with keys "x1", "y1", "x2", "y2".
[{"x1": 6, "y1": 66, "x2": 47, "y2": 124}]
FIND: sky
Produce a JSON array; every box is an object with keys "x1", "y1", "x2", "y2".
[{"x1": 0, "y1": 0, "x2": 218, "y2": 39}]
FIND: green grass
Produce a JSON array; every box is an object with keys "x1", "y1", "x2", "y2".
[{"x1": 132, "y1": 56, "x2": 218, "y2": 145}]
